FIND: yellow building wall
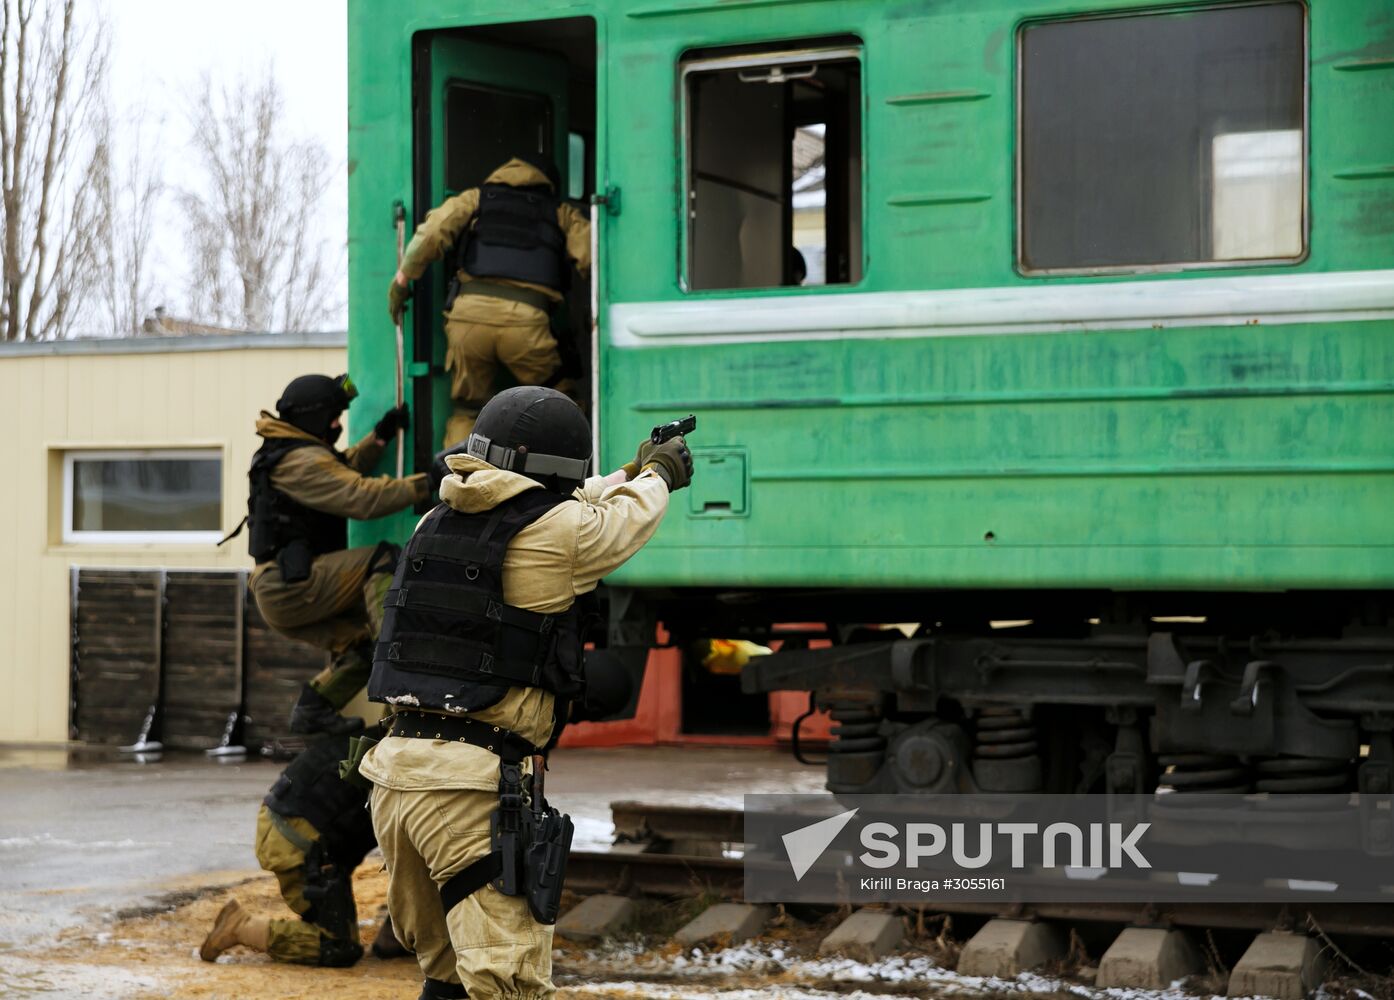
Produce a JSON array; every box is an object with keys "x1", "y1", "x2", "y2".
[{"x1": 0, "y1": 337, "x2": 346, "y2": 744}]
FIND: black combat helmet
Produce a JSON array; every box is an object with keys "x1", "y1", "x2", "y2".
[
  {"x1": 467, "y1": 386, "x2": 590, "y2": 493},
  {"x1": 276, "y1": 373, "x2": 357, "y2": 442}
]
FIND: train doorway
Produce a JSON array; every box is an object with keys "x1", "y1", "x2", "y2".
[{"x1": 409, "y1": 17, "x2": 597, "y2": 470}]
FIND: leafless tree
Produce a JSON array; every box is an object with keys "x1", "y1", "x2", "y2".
[
  {"x1": 0, "y1": 0, "x2": 109, "y2": 341},
  {"x1": 89, "y1": 106, "x2": 163, "y2": 337},
  {"x1": 180, "y1": 70, "x2": 338, "y2": 333}
]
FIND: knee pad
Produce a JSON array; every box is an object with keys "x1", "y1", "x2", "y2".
[
  {"x1": 317, "y1": 936, "x2": 364, "y2": 968},
  {"x1": 419, "y1": 977, "x2": 467, "y2": 999}
]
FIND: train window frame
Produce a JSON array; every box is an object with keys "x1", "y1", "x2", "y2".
[
  {"x1": 61, "y1": 448, "x2": 224, "y2": 546},
  {"x1": 1014, "y1": 1, "x2": 1310, "y2": 278},
  {"x1": 678, "y1": 42, "x2": 866, "y2": 295}
]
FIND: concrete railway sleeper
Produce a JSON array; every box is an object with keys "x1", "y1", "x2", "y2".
[{"x1": 556, "y1": 801, "x2": 1394, "y2": 998}]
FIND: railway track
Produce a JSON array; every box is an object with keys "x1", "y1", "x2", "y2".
[{"x1": 570, "y1": 801, "x2": 1394, "y2": 940}]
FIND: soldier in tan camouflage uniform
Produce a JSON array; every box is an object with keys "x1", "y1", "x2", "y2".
[
  {"x1": 387, "y1": 156, "x2": 591, "y2": 447},
  {"x1": 243, "y1": 373, "x2": 428, "y2": 733}
]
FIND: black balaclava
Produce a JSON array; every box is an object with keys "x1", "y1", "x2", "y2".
[{"x1": 276, "y1": 373, "x2": 356, "y2": 444}]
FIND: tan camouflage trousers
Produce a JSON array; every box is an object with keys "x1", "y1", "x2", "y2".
[
  {"x1": 370, "y1": 783, "x2": 553, "y2": 1000},
  {"x1": 442, "y1": 314, "x2": 573, "y2": 448},
  {"x1": 254, "y1": 806, "x2": 361, "y2": 965},
  {"x1": 250, "y1": 546, "x2": 393, "y2": 707}
]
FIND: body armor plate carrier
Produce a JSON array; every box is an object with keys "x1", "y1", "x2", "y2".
[
  {"x1": 264, "y1": 732, "x2": 376, "y2": 866},
  {"x1": 367, "y1": 488, "x2": 586, "y2": 714},
  {"x1": 460, "y1": 183, "x2": 568, "y2": 293},
  {"x1": 248, "y1": 438, "x2": 349, "y2": 581}
]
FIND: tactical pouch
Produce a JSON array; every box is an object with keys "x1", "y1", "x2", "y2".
[
  {"x1": 524, "y1": 804, "x2": 573, "y2": 924},
  {"x1": 338, "y1": 734, "x2": 379, "y2": 791},
  {"x1": 276, "y1": 537, "x2": 314, "y2": 584}
]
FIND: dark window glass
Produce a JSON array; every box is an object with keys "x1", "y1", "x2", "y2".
[
  {"x1": 685, "y1": 49, "x2": 862, "y2": 291},
  {"x1": 444, "y1": 84, "x2": 552, "y2": 193},
  {"x1": 1020, "y1": 3, "x2": 1304, "y2": 272},
  {"x1": 71, "y1": 457, "x2": 221, "y2": 533}
]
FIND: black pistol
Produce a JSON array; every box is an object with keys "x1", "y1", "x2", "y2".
[{"x1": 650, "y1": 414, "x2": 697, "y2": 445}]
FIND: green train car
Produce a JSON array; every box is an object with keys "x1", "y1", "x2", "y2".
[{"x1": 348, "y1": 0, "x2": 1394, "y2": 796}]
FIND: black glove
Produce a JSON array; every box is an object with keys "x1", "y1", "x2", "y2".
[
  {"x1": 374, "y1": 404, "x2": 410, "y2": 442},
  {"x1": 642, "y1": 435, "x2": 693, "y2": 491}
]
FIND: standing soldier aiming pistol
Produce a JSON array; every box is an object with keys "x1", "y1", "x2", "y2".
[
  {"x1": 387, "y1": 154, "x2": 591, "y2": 448},
  {"x1": 357, "y1": 386, "x2": 694, "y2": 1000},
  {"x1": 234, "y1": 373, "x2": 429, "y2": 734}
]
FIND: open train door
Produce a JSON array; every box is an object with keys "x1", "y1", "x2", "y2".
[{"x1": 410, "y1": 34, "x2": 571, "y2": 469}]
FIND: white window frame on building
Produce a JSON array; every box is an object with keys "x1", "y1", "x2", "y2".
[{"x1": 62, "y1": 448, "x2": 224, "y2": 545}]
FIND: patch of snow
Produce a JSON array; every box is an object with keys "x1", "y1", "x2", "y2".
[
  {"x1": 564, "y1": 940, "x2": 1236, "y2": 1000},
  {"x1": 384, "y1": 694, "x2": 421, "y2": 706}
]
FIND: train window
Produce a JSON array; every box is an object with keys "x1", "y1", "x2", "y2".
[
  {"x1": 1019, "y1": 3, "x2": 1305, "y2": 274},
  {"x1": 682, "y1": 45, "x2": 862, "y2": 291}
]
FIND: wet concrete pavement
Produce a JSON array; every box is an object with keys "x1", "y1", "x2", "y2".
[{"x1": 0, "y1": 743, "x2": 825, "y2": 955}]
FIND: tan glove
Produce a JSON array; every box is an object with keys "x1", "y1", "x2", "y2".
[
  {"x1": 642, "y1": 435, "x2": 693, "y2": 491},
  {"x1": 388, "y1": 279, "x2": 411, "y2": 324}
]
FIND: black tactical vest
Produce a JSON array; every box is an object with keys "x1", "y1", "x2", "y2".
[
  {"x1": 460, "y1": 184, "x2": 568, "y2": 292},
  {"x1": 264, "y1": 733, "x2": 376, "y2": 865},
  {"x1": 368, "y1": 488, "x2": 586, "y2": 714},
  {"x1": 247, "y1": 438, "x2": 349, "y2": 564}
]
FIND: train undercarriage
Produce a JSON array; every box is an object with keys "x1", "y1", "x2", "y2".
[{"x1": 606, "y1": 588, "x2": 1394, "y2": 798}]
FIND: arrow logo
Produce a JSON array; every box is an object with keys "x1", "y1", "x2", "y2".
[{"x1": 782, "y1": 808, "x2": 859, "y2": 881}]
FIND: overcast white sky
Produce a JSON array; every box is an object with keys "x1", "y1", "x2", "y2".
[{"x1": 104, "y1": 0, "x2": 349, "y2": 330}]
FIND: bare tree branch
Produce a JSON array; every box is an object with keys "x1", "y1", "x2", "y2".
[
  {"x1": 0, "y1": 0, "x2": 109, "y2": 341},
  {"x1": 179, "y1": 67, "x2": 338, "y2": 333}
]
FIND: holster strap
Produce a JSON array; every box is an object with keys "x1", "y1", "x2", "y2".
[
  {"x1": 456, "y1": 279, "x2": 554, "y2": 313},
  {"x1": 439, "y1": 851, "x2": 504, "y2": 914}
]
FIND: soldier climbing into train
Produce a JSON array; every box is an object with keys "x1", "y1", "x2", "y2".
[
  {"x1": 352, "y1": 385, "x2": 692, "y2": 1000},
  {"x1": 226, "y1": 373, "x2": 428, "y2": 734},
  {"x1": 387, "y1": 155, "x2": 591, "y2": 448}
]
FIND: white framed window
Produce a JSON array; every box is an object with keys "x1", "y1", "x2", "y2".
[
  {"x1": 681, "y1": 41, "x2": 864, "y2": 292},
  {"x1": 62, "y1": 449, "x2": 223, "y2": 545}
]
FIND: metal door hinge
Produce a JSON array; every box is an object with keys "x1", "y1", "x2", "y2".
[{"x1": 592, "y1": 185, "x2": 621, "y2": 216}]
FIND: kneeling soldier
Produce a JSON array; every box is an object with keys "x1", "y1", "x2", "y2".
[
  {"x1": 358, "y1": 386, "x2": 692, "y2": 1000},
  {"x1": 200, "y1": 731, "x2": 381, "y2": 966}
]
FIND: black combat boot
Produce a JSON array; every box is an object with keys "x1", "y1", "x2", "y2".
[
  {"x1": 419, "y1": 977, "x2": 467, "y2": 999},
  {"x1": 288, "y1": 683, "x2": 364, "y2": 736}
]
